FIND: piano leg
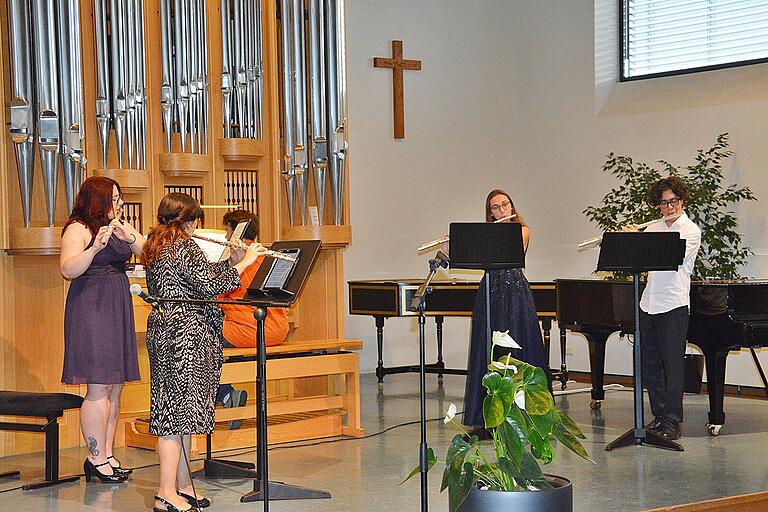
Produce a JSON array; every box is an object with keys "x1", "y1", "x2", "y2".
[
  {"x1": 748, "y1": 347, "x2": 768, "y2": 398},
  {"x1": 375, "y1": 316, "x2": 386, "y2": 383},
  {"x1": 704, "y1": 349, "x2": 729, "y2": 436},
  {"x1": 559, "y1": 326, "x2": 568, "y2": 390},
  {"x1": 541, "y1": 318, "x2": 567, "y2": 390},
  {"x1": 585, "y1": 330, "x2": 611, "y2": 410},
  {"x1": 435, "y1": 315, "x2": 445, "y2": 381},
  {"x1": 542, "y1": 318, "x2": 552, "y2": 369}
]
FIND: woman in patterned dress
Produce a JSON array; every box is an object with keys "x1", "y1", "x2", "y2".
[
  {"x1": 462, "y1": 189, "x2": 548, "y2": 435},
  {"x1": 141, "y1": 194, "x2": 264, "y2": 512},
  {"x1": 60, "y1": 176, "x2": 146, "y2": 482}
]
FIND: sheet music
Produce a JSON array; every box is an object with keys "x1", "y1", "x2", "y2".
[{"x1": 192, "y1": 229, "x2": 229, "y2": 262}]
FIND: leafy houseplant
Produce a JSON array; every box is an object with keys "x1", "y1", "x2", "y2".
[
  {"x1": 406, "y1": 331, "x2": 592, "y2": 512},
  {"x1": 583, "y1": 133, "x2": 756, "y2": 280}
]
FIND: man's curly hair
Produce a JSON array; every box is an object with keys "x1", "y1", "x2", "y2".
[{"x1": 648, "y1": 176, "x2": 688, "y2": 206}]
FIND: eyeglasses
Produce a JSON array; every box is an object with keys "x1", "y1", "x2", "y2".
[
  {"x1": 490, "y1": 200, "x2": 511, "y2": 212},
  {"x1": 658, "y1": 197, "x2": 680, "y2": 208}
]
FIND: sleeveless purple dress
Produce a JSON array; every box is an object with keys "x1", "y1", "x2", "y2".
[{"x1": 62, "y1": 231, "x2": 141, "y2": 384}]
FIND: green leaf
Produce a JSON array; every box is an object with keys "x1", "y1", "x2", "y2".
[
  {"x1": 448, "y1": 462, "x2": 475, "y2": 512},
  {"x1": 555, "y1": 409, "x2": 586, "y2": 440},
  {"x1": 442, "y1": 434, "x2": 475, "y2": 492},
  {"x1": 482, "y1": 372, "x2": 515, "y2": 428},
  {"x1": 497, "y1": 413, "x2": 528, "y2": 465},
  {"x1": 528, "y1": 410, "x2": 554, "y2": 440},
  {"x1": 401, "y1": 447, "x2": 437, "y2": 485},
  {"x1": 553, "y1": 421, "x2": 594, "y2": 463},
  {"x1": 520, "y1": 366, "x2": 553, "y2": 416}
]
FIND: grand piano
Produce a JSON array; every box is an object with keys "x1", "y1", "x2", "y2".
[
  {"x1": 557, "y1": 278, "x2": 768, "y2": 435},
  {"x1": 347, "y1": 280, "x2": 565, "y2": 384}
]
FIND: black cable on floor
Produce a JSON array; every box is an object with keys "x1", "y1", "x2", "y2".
[{"x1": 0, "y1": 411, "x2": 464, "y2": 493}]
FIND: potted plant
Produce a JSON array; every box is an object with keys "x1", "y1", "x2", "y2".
[
  {"x1": 405, "y1": 331, "x2": 593, "y2": 512},
  {"x1": 583, "y1": 133, "x2": 756, "y2": 280}
]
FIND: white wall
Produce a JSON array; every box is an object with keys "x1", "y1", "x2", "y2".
[{"x1": 344, "y1": 0, "x2": 768, "y2": 388}]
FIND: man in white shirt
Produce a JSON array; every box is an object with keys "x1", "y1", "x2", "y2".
[{"x1": 624, "y1": 176, "x2": 701, "y2": 441}]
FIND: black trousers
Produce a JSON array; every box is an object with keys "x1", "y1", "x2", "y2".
[{"x1": 639, "y1": 306, "x2": 689, "y2": 424}]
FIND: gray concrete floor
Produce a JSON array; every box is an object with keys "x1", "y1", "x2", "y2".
[{"x1": 1, "y1": 373, "x2": 768, "y2": 511}]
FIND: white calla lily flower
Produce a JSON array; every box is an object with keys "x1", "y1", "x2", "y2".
[
  {"x1": 514, "y1": 389, "x2": 526, "y2": 410},
  {"x1": 490, "y1": 361, "x2": 518, "y2": 373},
  {"x1": 492, "y1": 330, "x2": 522, "y2": 349},
  {"x1": 444, "y1": 403, "x2": 457, "y2": 424}
]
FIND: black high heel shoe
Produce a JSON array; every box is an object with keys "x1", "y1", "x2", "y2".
[
  {"x1": 153, "y1": 495, "x2": 192, "y2": 512},
  {"x1": 83, "y1": 458, "x2": 128, "y2": 483},
  {"x1": 179, "y1": 491, "x2": 211, "y2": 508},
  {"x1": 107, "y1": 455, "x2": 133, "y2": 476}
]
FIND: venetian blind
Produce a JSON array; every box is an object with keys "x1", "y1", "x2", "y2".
[{"x1": 623, "y1": 0, "x2": 768, "y2": 79}]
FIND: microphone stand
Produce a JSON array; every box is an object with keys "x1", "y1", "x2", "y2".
[{"x1": 408, "y1": 251, "x2": 449, "y2": 512}]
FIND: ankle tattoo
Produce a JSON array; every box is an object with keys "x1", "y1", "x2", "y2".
[{"x1": 87, "y1": 437, "x2": 100, "y2": 457}]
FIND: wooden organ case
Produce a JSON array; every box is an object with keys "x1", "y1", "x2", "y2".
[{"x1": 0, "y1": 0, "x2": 353, "y2": 456}]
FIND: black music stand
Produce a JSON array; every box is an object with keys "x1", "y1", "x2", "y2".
[
  {"x1": 240, "y1": 240, "x2": 329, "y2": 507},
  {"x1": 192, "y1": 240, "x2": 329, "y2": 509},
  {"x1": 449, "y1": 222, "x2": 526, "y2": 363},
  {"x1": 598, "y1": 232, "x2": 686, "y2": 452}
]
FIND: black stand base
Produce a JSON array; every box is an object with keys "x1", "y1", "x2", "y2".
[
  {"x1": 240, "y1": 481, "x2": 331, "y2": 502},
  {"x1": 605, "y1": 427, "x2": 683, "y2": 452},
  {"x1": 22, "y1": 475, "x2": 80, "y2": 491},
  {"x1": 192, "y1": 458, "x2": 257, "y2": 479}
]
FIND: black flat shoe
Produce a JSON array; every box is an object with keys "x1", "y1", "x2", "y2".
[
  {"x1": 153, "y1": 495, "x2": 192, "y2": 512},
  {"x1": 179, "y1": 491, "x2": 211, "y2": 508},
  {"x1": 659, "y1": 419, "x2": 681, "y2": 440},
  {"x1": 645, "y1": 417, "x2": 664, "y2": 433},
  {"x1": 83, "y1": 459, "x2": 128, "y2": 483},
  {"x1": 107, "y1": 455, "x2": 133, "y2": 476}
]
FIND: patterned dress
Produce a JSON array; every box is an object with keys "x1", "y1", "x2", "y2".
[
  {"x1": 62, "y1": 231, "x2": 140, "y2": 385},
  {"x1": 145, "y1": 238, "x2": 241, "y2": 436},
  {"x1": 463, "y1": 268, "x2": 547, "y2": 427}
]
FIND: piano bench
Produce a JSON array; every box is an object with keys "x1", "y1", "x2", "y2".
[{"x1": 0, "y1": 391, "x2": 84, "y2": 490}]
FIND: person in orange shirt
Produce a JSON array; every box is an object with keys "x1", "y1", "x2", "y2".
[{"x1": 216, "y1": 210, "x2": 290, "y2": 428}]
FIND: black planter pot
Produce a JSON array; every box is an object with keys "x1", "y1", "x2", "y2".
[{"x1": 455, "y1": 475, "x2": 573, "y2": 512}]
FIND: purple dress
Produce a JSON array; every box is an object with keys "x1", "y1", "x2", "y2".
[{"x1": 62, "y1": 230, "x2": 141, "y2": 384}]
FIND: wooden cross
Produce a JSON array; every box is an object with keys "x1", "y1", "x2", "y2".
[{"x1": 373, "y1": 40, "x2": 422, "y2": 139}]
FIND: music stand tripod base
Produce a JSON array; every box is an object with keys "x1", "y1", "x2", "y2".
[
  {"x1": 605, "y1": 427, "x2": 683, "y2": 452},
  {"x1": 241, "y1": 481, "x2": 331, "y2": 502}
]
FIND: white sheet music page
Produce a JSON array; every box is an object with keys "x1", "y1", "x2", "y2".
[{"x1": 192, "y1": 229, "x2": 229, "y2": 262}]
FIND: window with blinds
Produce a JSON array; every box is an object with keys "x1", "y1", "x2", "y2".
[{"x1": 622, "y1": 0, "x2": 768, "y2": 80}]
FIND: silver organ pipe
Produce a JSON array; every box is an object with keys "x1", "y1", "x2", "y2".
[
  {"x1": 163, "y1": 0, "x2": 209, "y2": 154},
  {"x1": 278, "y1": 0, "x2": 349, "y2": 225},
  {"x1": 325, "y1": 0, "x2": 348, "y2": 226},
  {"x1": 221, "y1": 0, "x2": 263, "y2": 139},
  {"x1": 32, "y1": 0, "x2": 60, "y2": 226},
  {"x1": 291, "y1": 0, "x2": 309, "y2": 225},
  {"x1": 280, "y1": 0, "x2": 297, "y2": 225},
  {"x1": 95, "y1": 0, "x2": 147, "y2": 169},
  {"x1": 10, "y1": 0, "x2": 89, "y2": 224},
  {"x1": 309, "y1": 0, "x2": 328, "y2": 224},
  {"x1": 8, "y1": 0, "x2": 36, "y2": 227},
  {"x1": 94, "y1": 0, "x2": 110, "y2": 168}
]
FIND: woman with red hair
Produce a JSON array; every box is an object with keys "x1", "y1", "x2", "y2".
[
  {"x1": 141, "y1": 193, "x2": 263, "y2": 512},
  {"x1": 60, "y1": 176, "x2": 145, "y2": 482}
]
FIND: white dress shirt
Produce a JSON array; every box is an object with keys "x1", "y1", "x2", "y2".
[{"x1": 640, "y1": 212, "x2": 702, "y2": 315}]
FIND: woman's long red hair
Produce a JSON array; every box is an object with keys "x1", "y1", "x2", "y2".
[
  {"x1": 141, "y1": 193, "x2": 204, "y2": 268},
  {"x1": 62, "y1": 176, "x2": 120, "y2": 236}
]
